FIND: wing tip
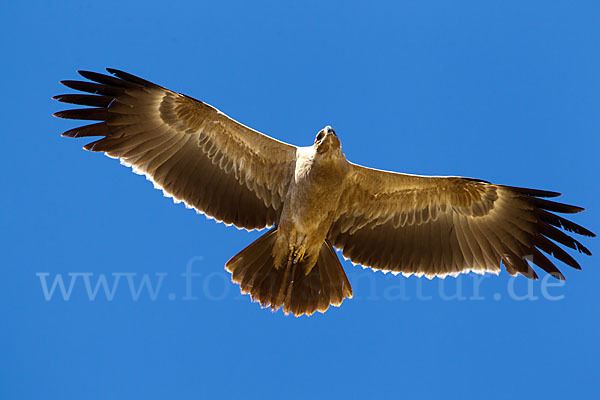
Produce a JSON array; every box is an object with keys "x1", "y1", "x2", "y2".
[
  {"x1": 553, "y1": 271, "x2": 566, "y2": 281},
  {"x1": 76, "y1": 69, "x2": 97, "y2": 79},
  {"x1": 82, "y1": 140, "x2": 98, "y2": 151}
]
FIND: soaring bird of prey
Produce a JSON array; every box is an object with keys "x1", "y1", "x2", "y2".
[{"x1": 54, "y1": 69, "x2": 594, "y2": 316}]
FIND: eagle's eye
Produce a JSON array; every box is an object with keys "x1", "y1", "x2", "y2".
[{"x1": 316, "y1": 131, "x2": 325, "y2": 142}]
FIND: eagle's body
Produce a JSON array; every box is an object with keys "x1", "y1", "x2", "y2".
[
  {"x1": 54, "y1": 68, "x2": 594, "y2": 316},
  {"x1": 276, "y1": 132, "x2": 348, "y2": 274}
]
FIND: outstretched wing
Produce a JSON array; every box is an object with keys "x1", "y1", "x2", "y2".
[
  {"x1": 54, "y1": 69, "x2": 298, "y2": 230},
  {"x1": 329, "y1": 163, "x2": 594, "y2": 279}
]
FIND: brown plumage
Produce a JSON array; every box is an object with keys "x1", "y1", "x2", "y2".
[{"x1": 54, "y1": 68, "x2": 595, "y2": 316}]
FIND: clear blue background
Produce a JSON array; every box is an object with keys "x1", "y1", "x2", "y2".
[{"x1": 2, "y1": 1, "x2": 599, "y2": 398}]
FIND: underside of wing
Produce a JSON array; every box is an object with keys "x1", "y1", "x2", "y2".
[
  {"x1": 329, "y1": 163, "x2": 595, "y2": 280},
  {"x1": 54, "y1": 69, "x2": 298, "y2": 230}
]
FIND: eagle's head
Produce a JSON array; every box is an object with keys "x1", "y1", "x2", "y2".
[{"x1": 314, "y1": 125, "x2": 342, "y2": 157}]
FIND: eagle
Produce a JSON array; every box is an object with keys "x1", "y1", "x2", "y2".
[{"x1": 54, "y1": 69, "x2": 594, "y2": 316}]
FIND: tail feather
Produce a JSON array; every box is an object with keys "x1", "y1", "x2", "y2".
[
  {"x1": 225, "y1": 229, "x2": 353, "y2": 316},
  {"x1": 232, "y1": 230, "x2": 277, "y2": 293}
]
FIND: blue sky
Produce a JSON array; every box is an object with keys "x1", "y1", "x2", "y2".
[{"x1": 2, "y1": 1, "x2": 599, "y2": 398}]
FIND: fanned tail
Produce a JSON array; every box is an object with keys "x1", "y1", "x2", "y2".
[{"x1": 225, "y1": 229, "x2": 352, "y2": 316}]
